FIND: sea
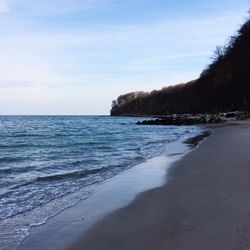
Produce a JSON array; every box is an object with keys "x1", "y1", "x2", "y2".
[{"x1": 0, "y1": 116, "x2": 203, "y2": 249}]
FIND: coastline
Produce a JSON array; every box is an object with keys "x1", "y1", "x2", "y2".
[
  {"x1": 18, "y1": 128, "x2": 204, "y2": 250},
  {"x1": 69, "y1": 121, "x2": 250, "y2": 250}
]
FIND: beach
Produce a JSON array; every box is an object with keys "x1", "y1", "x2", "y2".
[
  {"x1": 69, "y1": 121, "x2": 250, "y2": 250},
  {"x1": 18, "y1": 136, "x2": 194, "y2": 250},
  {"x1": 1, "y1": 2, "x2": 249, "y2": 250}
]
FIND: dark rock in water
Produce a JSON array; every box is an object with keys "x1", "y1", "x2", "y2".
[
  {"x1": 136, "y1": 114, "x2": 221, "y2": 126},
  {"x1": 220, "y1": 111, "x2": 250, "y2": 120},
  {"x1": 225, "y1": 112, "x2": 237, "y2": 118},
  {"x1": 136, "y1": 111, "x2": 250, "y2": 126}
]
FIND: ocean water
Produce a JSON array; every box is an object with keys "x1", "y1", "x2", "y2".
[{"x1": 0, "y1": 116, "x2": 202, "y2": 249}]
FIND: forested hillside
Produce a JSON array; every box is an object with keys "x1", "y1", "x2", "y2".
[{"x1": 111, "y1": 17, "x2": 250, "y2": 116}]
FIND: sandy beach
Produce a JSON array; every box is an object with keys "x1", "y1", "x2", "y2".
[{"x1": 69, "y1": 121, "x2": 250, "y2": 250}]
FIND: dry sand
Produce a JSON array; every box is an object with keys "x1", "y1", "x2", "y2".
[{"x1": 70, "y1": 121, "x2": 250, "y2": 250}]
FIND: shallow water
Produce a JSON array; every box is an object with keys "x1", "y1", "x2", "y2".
[{"x1": 0, "y1": 116, "x2": 202, "y2": 249}]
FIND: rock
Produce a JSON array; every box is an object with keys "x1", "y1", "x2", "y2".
[{"x1": 136, "y1": 114, "x2": 221, "y2": 126}]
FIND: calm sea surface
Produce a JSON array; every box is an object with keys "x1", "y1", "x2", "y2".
[{"x1": 0, "y1": 116, "x2": 202, "y2": 249}]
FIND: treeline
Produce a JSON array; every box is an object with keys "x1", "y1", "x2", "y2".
[{"x1": 111, "y1": 16, "x2": 250, "y2": 116}]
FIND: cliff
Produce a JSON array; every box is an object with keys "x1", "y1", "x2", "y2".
[{"x1": 111, "y1": 17, "x2": 250, "y2": 116}]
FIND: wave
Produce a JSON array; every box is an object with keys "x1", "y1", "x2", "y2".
[
  {"x1": 36, "y1": 167, "x2": 108, "y2": 182},
  {"x1": 1, "y1": 167, "x2": 110, "y2": 193},
  {"x1": 0, "y1": 116, "x2": 203, "y2": 250},
  {"x1": 0, "y1": 142, "x2": 92, "y2": 149},
  {"x1": 0, "y1": 166, "x2": 34, "y2": 174},
  {"x1": 0, "y1": 157, "x2": 26, "y2": 163},
  {"x1": 66, "y1": 159, "x2": 100, "y2": 166},
  {"x1": 0, "y1": 133, "x2": 45, "y2": 138}
]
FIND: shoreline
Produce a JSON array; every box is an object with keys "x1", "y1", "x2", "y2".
[
  {"x1": 69, "y1": 121, "x2": 250, "y2": 250},
  {"x1": 18, "y1": 130, "x2": 204, "y2": 250}
]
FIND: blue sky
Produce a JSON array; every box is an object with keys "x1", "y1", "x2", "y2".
[{"x1": 0, "y1": 0, "x2": 249, "y2": 114}]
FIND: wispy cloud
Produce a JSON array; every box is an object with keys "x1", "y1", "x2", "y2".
[
  {"x1": 0, "y1": 9, "x2": 247, "y2": 87},
  {"x1": 0, "y1": 0, "x2": 248, "y2": 114}
]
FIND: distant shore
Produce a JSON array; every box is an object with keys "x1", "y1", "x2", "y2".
[{"x1": 70, "y1": 120, "x2": 250, "y2": 250}]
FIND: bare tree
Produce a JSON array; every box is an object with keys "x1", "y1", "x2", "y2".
[{"x1": 211, "y1": 46, "x2": 225, "y2": 62}]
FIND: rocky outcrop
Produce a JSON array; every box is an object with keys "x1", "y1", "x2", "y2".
[{"x1": 136, "y1": 112, "x2": 250, "y2": 126}]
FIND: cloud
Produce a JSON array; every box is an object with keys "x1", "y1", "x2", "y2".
[
  {"x1": 0, "y1": 8, "x2": 247, "y2": 88},
  {"x1": 0, "y1": 2, "x2": 248, "y2": 114},
  {"x1": 0, "y1": 1, "x2": 10, "y2": 13}
]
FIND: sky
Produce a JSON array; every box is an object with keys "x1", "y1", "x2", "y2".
[{"x1": 0, "y1": 0, "x2": 249, "y2": 115}]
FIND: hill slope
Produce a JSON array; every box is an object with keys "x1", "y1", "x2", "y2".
[{"x1": 111, "y1": 17, "x2": 250, "y2": 116}]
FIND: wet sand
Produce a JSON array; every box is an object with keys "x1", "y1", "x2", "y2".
[
  {"x1": 19, "y1": 140, "x2": 192, "y2": 250},
  {"x1": 70, "y1": 121, "x2": 250, "y2": 250}
]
